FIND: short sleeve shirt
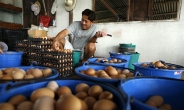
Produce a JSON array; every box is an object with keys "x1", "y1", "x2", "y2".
[{"x1": 66, "y1": 21, "x2": 98, "y2": 50}]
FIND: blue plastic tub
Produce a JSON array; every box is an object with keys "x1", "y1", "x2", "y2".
[
  {"x1": 0, "y1": 51, "x2": 23, "y2": 68},
  {"x1": 109, "y1": 52, "x2": 132, "y2": 68},
  {"x1": 0, "y1": 66, "x2": 59, "y2": 93},
  {"x1": 118, "y1": 77, "x2": 184, "y2": 110},
  {"x1": 133, "y1": 62, "x2": 184, "y2": 79},
  {"x1": 87, "y1": 57, "x2": 127, "y2": 67},
  {"x1": 75, "y1": 63, "x2": 139, "y2": 87},
  {"x1": 0, "y1": 79, "x2": 130, "y2": 110}
]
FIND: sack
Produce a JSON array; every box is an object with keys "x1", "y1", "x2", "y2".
[{"x1": 40, "y1": 15, "x2": 51, "y2": 28}]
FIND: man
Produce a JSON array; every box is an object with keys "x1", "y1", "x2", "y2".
[{"x1": 53, "y1": 9, "x2": 105, "y2": 62}]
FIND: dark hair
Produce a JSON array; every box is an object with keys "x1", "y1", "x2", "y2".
[{"x1": 82, "y1": 9, "x2": 96, "y2": 22}]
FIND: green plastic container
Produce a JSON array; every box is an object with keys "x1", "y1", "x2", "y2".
[
  {"x1": 73, "y1": 50, "x2": 82, "y2": 67},
  {"x1": 128, "y1": 52, "x2": 140, "y2": 69},
  {"x1": 119, "y1": 43, "x2": 136, "y2": 52}
]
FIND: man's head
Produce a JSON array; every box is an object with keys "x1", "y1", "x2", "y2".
[{"x1": 81, "y1": 9, "x2": 96, "y2": 30}]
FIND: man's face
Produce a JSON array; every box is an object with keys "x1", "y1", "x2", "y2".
[{"x1": 81, "y1": 15, "x2": 93, "y2": 30}]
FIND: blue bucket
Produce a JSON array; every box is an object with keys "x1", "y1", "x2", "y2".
[
  {"x1": 118, "y1": 77, "x2": 184, "y2": 110},
  {"x1": 75, "y1": 63, "x2": 139, "y2": 87},
  {"x1": 87, "y1": 57, "x2": 127, "y2": 67},
  {"x1": 133, "y1": 62, "x2": 184, "y2": 79},
  {"x1": 0, "y1": 79, "x2": 130, "y2": 110},
  {"x1": 109, "y1": 52, "x2": 132, "y2": 68},
  {"x1": 0, "y1": 51, "x2": 23, "y2": 68}
]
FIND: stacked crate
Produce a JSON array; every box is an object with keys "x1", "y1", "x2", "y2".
[{"x1": 15, "y1": 38, "x2": 74, "y2": 77}]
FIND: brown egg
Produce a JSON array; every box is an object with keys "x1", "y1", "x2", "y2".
[
  {"x1": 84, "y1": 97, "x2": 97, "y2": 110},
  {"x1": 125, "y1": 72, "x2": 134, "y2": 78},
  {"x1": 17, "y1": 101, "x2": 33, "y2": 110},
  {"x1": 8, "y1": 95, "x2": 27, "y2": 106},
  {"x1": 106, "y1": 68, "x2": 118, "y2": 76},
  {"x1": 31, "y1": 68, "x2": 43, "y2": 78},
  {"x1": 57, "y1": 86, "x2": 72, "y2": 96},
  {"x1": 24, "y1": 74, "x2": 35, "y2": 79},
  {"x1": 98, "y1": 70, "x2": 108, "y2": 77},
  {"x1": 3, "y1": 68, "x2": 15, "y2": 75},
  {"x1": 0, "y1": 75, "x2": 13, "y2": 80},
  {"x1": 33, "y1": 96, "x2": 55, "y2": 110},
  {"x1": 80, "y1": 99, "x2": 88, "y2": 110},
  {"x1": 121, "y1": 69, "x2": 130, "y2": 74},
  {"x1": 42, "y1": 68, "x2": 52, "y2": 77},
  {"x1": 26, "y1": 69, "x2": 34, "y2": 75},
  {"x1": 93, "y1": 99, "x2": 118, "y2": 110},
  {"x1": 12, "y1": 70, "x2": 25, "y2": 79},
  {"x1": 116, "y1": 69, "x2": 122, "y2": 74},
  {"x1": 85, "y1": 68, "x2": 96, "y2": 76},
  {"x1": 75, "y1": 92, "x2": 88, "y2": 100},
  {"x1": 112, "y1": 58, "x2": 117, "y2": 63},
  {"x1": 141, "y1": 63, "x2": 148, "y2": 67},
  {"x1": 75, "y1": 83, "x2": 90, "y2": 93},
  {"x1": 118, "y1": 74, "x2": 126, "y2": 79},
  {"x1": 145, "y1": 100, "x2": 157, "y2": 108},
  {"x1": 148, "y1": 95, "x2": 164, "y2": 107},
  {"x1": 161, "y1": 103, "x2": 172, "y2": 110},
  {"x1": 80, "y1": 70, "x2": 86, "y2": 74},
  {"x1": 154, "y1": 61, "x2": 164, "y2": 68},
  {"x1": 31, "y1": 88, "x2": 55, "y2": 102},
  {"x1": 88, "y1": 85, "x2": 103, "y2": 99},
  {"x1": 105, "y1": 66, "x2": 114, "y2": 72},
  {"x1": 0, "y1": 103, "x2": 15, "y2": 110},
  {"x1": 56, "y1": 94, "x2": 81, "y2": 110},
  {"x1": 0, "y1": 70, "x2": 3, "y2": 76},
  {"x1": 98, "y1": 91, "x2": 113, "y2": 100},
  {"x1": 110, "y1": 75, "x2": 118, "y2": 79}
]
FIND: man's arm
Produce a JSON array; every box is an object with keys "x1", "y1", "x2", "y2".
[
  {"x1": 88, "y1": 31, "x2": 104, "y2": 43},
  {"x1": 54, "y1": 29, "x2": 69, "y2": 40}
]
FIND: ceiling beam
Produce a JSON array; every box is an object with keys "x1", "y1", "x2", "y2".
[
  {"x1": 100, "y1": 0, "x2": 119, "y2": 18},
  {"x1": 95, "y1": 7, "x2": 127, "y2": 14},
  {"x1": 154, "y1": 0, "x2": 179, "y2": 5}
]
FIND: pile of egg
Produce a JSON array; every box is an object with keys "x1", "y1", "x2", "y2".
[
  {"x1": 0, "y1": 81, "x2": 118, "y2": 110},
  {"x1": 141, "y1": 61, "x2": 177, "y2": 69}
]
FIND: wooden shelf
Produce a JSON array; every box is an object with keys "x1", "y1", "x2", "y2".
[
  {"x1": 0, "y1": 21, "x2": 23, "y2": 30},
  {"x1": 0, "y1": 2, "x2": 22, "y2": 13}
]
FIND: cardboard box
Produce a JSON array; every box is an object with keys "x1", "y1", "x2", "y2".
[{"x1": 28, "y1": 30, "x2": 47, "y2": 38}]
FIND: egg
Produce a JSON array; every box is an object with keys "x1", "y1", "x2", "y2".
[
  {"x1": 26, "y1": 69, "x2": 34, "y2": 75},
  {"x1": 116, "y1": 69, "x2": 122, "y2": 74},
  {"x1": 121, "y1": 69, "x2": 130, "y2": 74},
  {"x1": 93, "y1": 99, "x2": 118, "y2": 110},
  {"x1": 75, "y1": 83, "x2": 90, "y2": 93},
  {"x1": 80, "y1": 99, "x2": 88, "y2": 110},
  {"x1": 31, "y1": 88, "x2": 55, "y2": 102},
  {"x1": 42, "y1": 68, "x2": 52, "y2": 77},
  {"x1": 0, "y1": 103, "x2": 15, "y2": 110},
  {"x1": 141, "y1": 63, "x2": 148, "y2": 67},
  {"x1": 88, "y1": 85, "x2": 103, "y2": 99},
  {"x1": 56, "y1": 94, "x2": 81, "y2": 110},
  {"x1": 8, "y1": 95, "x2": 27, "y2": 106},
  {"x1": 145, "y1": 100, "x2": 157, "y2": 108},
  {"x1": 33, "y1": 96, "x2": 55, "y2": 110},
  {"x1": 3, "y1": 68, "x2": 15, "y2": 75},
  {"x1": 85, "y1": 68, "x2": 96, "y2": 76},
  {"x1": 106, "y1": 68, "x2": 118, "y2": 76},
  {"x1": 98, "y1": 91, "x2": 113, "y2": 100},
  {"x1": 12, "y1": 70, "x2": 25, "y2": 79},
  {"x1": 0, "y1": 75, "x2": 13, "y2": 80},
  {"x1": 118, "y1": 74, "x2": 126, "y2": 79},
  {"x1": 84, "y1": 97, "x2": 97, "y2": 110},
  {"x1": 154, "y1": 61, "x2": 164, "y2": 68},
  {"x1": 46, "y1": 81, "x2": 59, "y2": 92},
  {"x1": 17, "y1": 101, "x2": 33, "y2": 110},
  {"x1": 31, "y1": 68, "x2": 43, "y2": 78},
  {"x1": 75, "y1": 92, "x2": 88, "y2": 100},
  {"x1": 57, "y1": 86, "x2": 72, "y2": 96},
  {"x1": 0, "y1": 70, "x2": 3, "y2": 76},
  {"x1": 148, "y1": 95, "x2": 164, "y2": 107},
  {"x1": 24, "y1": 74, "x2": 35, "y2": 79}
]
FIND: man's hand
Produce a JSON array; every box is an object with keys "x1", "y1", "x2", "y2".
[
  {"x1": 95, "y1": 31, "x2": 104, "y2": 38},
  {"x1": 0, "y1": 48, "x2": 3, "y2": 54},
  {"x1": 52, "y1": 38, "x2": 60, "y2": 50}
]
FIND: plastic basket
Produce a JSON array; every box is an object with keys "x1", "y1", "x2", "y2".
[
  {"x1": 0, "y1": 79, "x2": 130, "y2": 110},
  {"x1": 87, "y1": 57, "x2": 127, "y2": 67},
  {"x1": 75, "y1": 63, "x2": 139, "y2": 86},
  {"x1": 118, "y1": 77, "x2": 184, "y2": 110},
  {"x1": 109, "y1": 52, "x2": 132, "y2": 68},
  {"x1": 133, "y1": 62, "x2": 184, "y2": 79},
  {"x1": 0, "y1": 51, "x2": 23, "y2": 68}
]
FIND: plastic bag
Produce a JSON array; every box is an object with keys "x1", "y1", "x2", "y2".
[{"x1": 39, "y1": 15, "x2": 51, "y2": 28}]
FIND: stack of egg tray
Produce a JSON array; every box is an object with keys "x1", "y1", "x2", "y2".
[{"x1": 15, "y1": 38, "x2": 74, "y2": 77}]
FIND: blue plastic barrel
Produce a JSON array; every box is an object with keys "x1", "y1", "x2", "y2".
[
  {"x1": 109, "y1": 52, "x2": 131, "y2": 68},
  {"x1": 0, "y1": 79, "x2": 130, "y2": 110},
  {"x1": 119, "y1": 77, "x2": 184, "y2": 110}
]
